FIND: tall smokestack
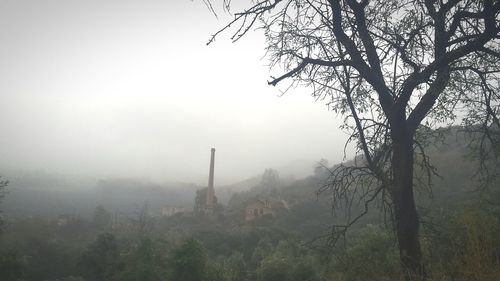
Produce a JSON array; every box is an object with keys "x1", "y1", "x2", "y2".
[{"x1": 206, "y1": 148, "x2": 215, "y2": 209}]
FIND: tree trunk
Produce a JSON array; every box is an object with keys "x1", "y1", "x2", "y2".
[{"x1": 391, "y1": 124, "x2": 425, "y2": 280}]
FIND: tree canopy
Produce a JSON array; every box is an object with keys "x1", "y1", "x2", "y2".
[{"x1": 208, "y1": 0, "x2": 500, "y2": 278}]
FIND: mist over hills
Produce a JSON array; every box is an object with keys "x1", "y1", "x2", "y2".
[
  {"x1": 2, "y1": 175, "x2": 198, "y2": 219},
  {"x1": 1, "y1": 127, "x2": 498, "y2": 281},
  {"x1": 1, "y1": 127, "x2": 484, "y2": 223},
  {"x1": 1, "y1": 157, "x2": 319, "y2": 219}
]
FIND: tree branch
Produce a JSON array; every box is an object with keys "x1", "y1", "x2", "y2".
[{"x1": 268, "y1": 57, "x2": 353, "y2": 86}]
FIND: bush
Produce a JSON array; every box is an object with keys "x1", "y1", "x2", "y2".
[
  {"x1": 169, "y1": 239, "x2": 207, "y2": 281},
  {"x1": 334, "y1": 225, "x2": 400, "y2": 281},
  {"x1": 425, "y1": 207, "x2": 500, "y2": 281}
]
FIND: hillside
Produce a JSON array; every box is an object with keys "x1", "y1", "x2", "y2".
[{"x1": 1, "y1": 128, "x2": 499, "y2": 281}]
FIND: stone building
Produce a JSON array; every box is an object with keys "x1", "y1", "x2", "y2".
[
  {"x1": 245, "y1": 199, "x2": 274, "y2": 221},
  {"x1": 161, "y1": 205, "x2": 185, "y2": 217}
]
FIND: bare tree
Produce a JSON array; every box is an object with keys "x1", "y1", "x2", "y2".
[
  {"x1": 128, "y1": 201, "x2": 154, "y2": 238},
  {"x1": 208, "y1": 0, "x2": 500, "y2": 279}
]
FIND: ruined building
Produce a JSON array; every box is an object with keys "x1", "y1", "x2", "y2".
[
  {"x1": 245, "y1": 198, "x2": 289, "y2": 221},
  {"x1": 245, "y1": 199, "x2": 274, "y2": 221}
]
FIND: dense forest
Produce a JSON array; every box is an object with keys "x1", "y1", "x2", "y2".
[{"x1": 0, "y1": 128, "x2": 499, "y2": 281}]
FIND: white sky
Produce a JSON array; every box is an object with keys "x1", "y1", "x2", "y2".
[{"x1": 0, "y1": 0, "x2": 349, "y2": 185}]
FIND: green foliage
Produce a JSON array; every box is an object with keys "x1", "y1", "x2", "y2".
[
  {"x1": 334, "y1": 225, "x2": 400, "y2": 281},
  {"x1": 0, "y1": 176, "x2": 8, "y2": 235},
  {"x1": 117, "y1": 238, "x2": 169, "y2": 281},
  {"x1": 250, "y1": 238, "x2": 273, "y2": 268},
  {"x1": 225, "y1": 251, "x2": 246, "y2": 281},
  {"x1": 424, "y1": 205, "x2": 500, "y2": 281},
  {"x1": 255, "y1": 239, "x2": 319, "y2": 281},
  {"x1": 44, "y1": 277, "x2": 85, "y2": 281},
  {"x1": 92, "y1": 206, "x2": 112, "y2": 230},
  {"x1": 254, "y1": 169, "x2": 280, "y2": 194},
  {"x1": 169, "y1": 239, "x2": 207, "y2": 281},
  {"x1": 194, "y1": 188, "x2": 218, "y2": 214},
  {"x1": 0, "y1": 250, "x2": 25, "y2": 281},
  {"x1": 256, "y1": 257, "x2": 290, "y2": 281},
  {"x1": 0, "y1": 217, "x2": 84, "y2": 281},
  {"x1": 1, "y1": 130, "x2": 500, "y2": 281},
  {"x1": 203, "y1": 257, "x2": 227, "y2": 281},
  {"x1": 79, "y1": 233, "x2": 121, "y2": 281},
  {"x1": 291, "y1": 261, "x2": 317, "y2": 281}
]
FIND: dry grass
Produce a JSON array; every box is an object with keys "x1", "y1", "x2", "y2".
[
  {"x1": 339, "y1": 210, "x2": 498, "y2": 281},
  {"x1": 423, "y1": 209, "x2": 500, "y2": 281}
]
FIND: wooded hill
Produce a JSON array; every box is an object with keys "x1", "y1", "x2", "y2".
[{"x1": 0, "y1": 127, "x2": 499, "y2": 281}]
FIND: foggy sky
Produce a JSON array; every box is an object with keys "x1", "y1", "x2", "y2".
[{"x1": 0, "y1": 0, "x2": 349, "y2": 185}]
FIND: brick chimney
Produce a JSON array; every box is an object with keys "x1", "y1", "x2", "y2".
[{"x1": 206, "y1": 148, "x2": 216, "y2": 209}]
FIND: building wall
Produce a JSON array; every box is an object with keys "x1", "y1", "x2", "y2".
[
  {"x1": 245, "y1": 200, "x2": 274, "y2": 221},
  {"x1": 161, "y1": 205, "x2": 185, "y2": 216}
]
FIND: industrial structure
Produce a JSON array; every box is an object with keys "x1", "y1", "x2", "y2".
[{"x1": 205, "y1": 148, "x2": 216, "y2": 213}]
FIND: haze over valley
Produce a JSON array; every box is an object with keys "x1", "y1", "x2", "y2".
[{"x1": 1, "y1": 1, "x2": 499, "y2": 281}]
